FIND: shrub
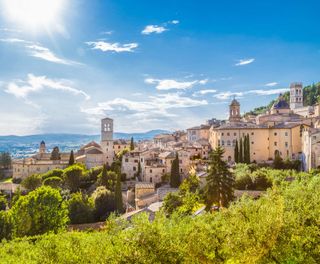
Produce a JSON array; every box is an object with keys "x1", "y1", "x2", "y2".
[
  {"x1": 67, "y1": 192, "x2": 94, "y2": 224},
  {"x1": 91, "y1": 186, "x2": 115, "y2": 221}
]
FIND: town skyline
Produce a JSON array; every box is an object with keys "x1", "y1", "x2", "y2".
[{"x1": 0, "y1": 0, "x2": 320, "y2": 135}]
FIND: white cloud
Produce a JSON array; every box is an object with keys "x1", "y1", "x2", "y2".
[
  {"x1": 145, "y1": 78, "x2": 208, "y2": 90},
  {"x1": 265, "y1": 82, "x2": 278, "y2": 87},
  {"x1": 86, "y1": 41, "x2": 138, "y2": 53},
  {"x1": 235, "y1": 58, "x2": 255, "y2": 66},
  {"x1": 247, "y1": 88, "x2": 289, "y2": 96},
  {"x1": 26, "y1": 44, "x2": 82, "y2": 65},
  {"x1": 82, "y1": 93, "x2": 207, "y2": 118},
  {"x1": 0, "y1": 38, "x2": 82, "y2": 65},
  {"x1": 193, "y1": 89, "x2": 217, "y2": 97},
  {"x1": 170, "y1": 20, "x2": 180, "y2": 24},
  {"x1": 100, "y1": 31, "x2": 113, "y2": 35},
  {"x1": 141, "y1": 25, "x2": 167, "y2": 35},
  {"x1": 5, "y1": 74, "x2": 90, "y2": 104},
  {"x1": 214, "y1": 91, "x2": 244, "y2": 100}
]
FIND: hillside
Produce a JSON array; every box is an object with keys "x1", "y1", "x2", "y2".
[
  {"x1": 0, "y1": 130, "x2": 170, "y2": 158},
  {"x1": 246, "y1": 82, "x2": 320, "y2": 116}
]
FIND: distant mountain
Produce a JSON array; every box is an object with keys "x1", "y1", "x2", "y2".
[{"x1": 0, "y1": 130, "x2": 170, "y2": 158}]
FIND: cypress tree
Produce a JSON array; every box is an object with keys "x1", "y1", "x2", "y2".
[
  {"x1": 170, "y1": 153, "x2": 181, "y2": 188},
  {"x1": 115, "y1": 174, "x2": 124, "y2": 214},
  {"x1": 243, "y1": 135, "x2": 248, "y2": 164},
  {"x1": 234, "y1": 139, "x2": 239, "y2": 163},
  {"x1": 68, "y1": 150, "x2": 75, "y2": 166},
  {"x1": 246, "y1": 134, "x2": 251, "y2": 164},
  {"x1": 205, "y1": 146, "x2": 235, "y2": 209},
  {"x1": 130, "y1": 137, "x2": 134, "y2": 151},
  {"x1": 239, "y1": 138, "x2": 243, "y2": 163}
]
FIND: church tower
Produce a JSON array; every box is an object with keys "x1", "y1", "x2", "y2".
[
  {"x1": 39, "y1": 141, "x2": 46, "y2": 154},
  {"x1": 290, "y1": 82, "x2": 303, "y2": 110},
  {"x1": 100, "y1": 118, "x2": 114, "y2": 165},
  {"x1": 229, "y1": 98, "x2": 241, "y2": 122}
]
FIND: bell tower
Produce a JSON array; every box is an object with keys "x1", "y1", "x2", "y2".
[
  {"x1": 229, "y1": 98, "x2": 241, "y2": 122},
  {"x1": 290, "y1": 82, "x2": 303, "y2": 110},
  {"x1": 100, "y1": 118, "x2": 114, "y2": 165}
]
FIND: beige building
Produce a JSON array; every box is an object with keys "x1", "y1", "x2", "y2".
[
  {"x1": 187, "y1": 124, "x2": 210, "y2": 142},
  {"x1": 302, "y1": 128, "x2": 320, "y2": 171},
  {"x1": 209, "y1": 97, "x2": 308, "y2": 163},
  {"x1": 13, "y1": 142, "x2": 70, "y2": 179}
]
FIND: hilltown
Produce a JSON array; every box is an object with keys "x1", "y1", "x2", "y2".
[{"x1": 3, "y1": 82, "x2": 320, "y2": 212}]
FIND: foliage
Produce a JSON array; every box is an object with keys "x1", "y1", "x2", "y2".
[
  {"x1": 1, "y1": 175, "x2": 320, "y2": 262},
  {"x1": 21, "y1": 174, "x2": 42, "y2": 191},
  {"x1": 50, "y1": 146, "x2": 61, "y2": 160},
  {"x1": 63, "y1": 164, "x2": 84, "y2": 193},
  {"x1": 68, "y1": 150, "x2": 75, "y2": 166},
  {"x1": 130, "y1": 137, "x2": 134, "y2": 151},
  {"x1": 0, "y1": 211, "x2": 13, "y2": 241},
  {"x1": 91, "y1": 186, "x2": 115, "y2": 221},
  {"x1": 42, "y1": 176, "x2": 63, "y2": 189},
  {"x1": 162, "y1": 192, "x2": 183, "y2": 215},
  {"x1": 115, "y1": 174, "x2": 124, "y2": 214},
  {"x1": 0, "y1": 195, "x2": 7, "y2": 211},
  {"x1": 205, "y1": 146, "x2": 235, "y2": 208},
  {"x1": 67, "y1": 192, "x2": 94, "y2": 224},
  {"x1": 11, "y1": 186, "x2": 68, "y2": 237},
  {"x1": 41, "y1": 169, "x2": 64, "y2": 180},
  {"x1": 234, "y1": 139, "x2": 239, "y2": 163},
  {"x1": 170, "y1": 153, "x2": 180, "y2": 188},
  {"x1": 0, "y1": 152, "x2": 11, "y2": 169}
]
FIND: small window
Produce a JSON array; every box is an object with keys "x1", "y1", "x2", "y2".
[
  {"x1": 221, "y1": 140, "x2": 225, "y2": 146},
  {"x1": 274, "y1": 132, "x2": 277, "y2": 136},
  {"x1": 227, "y1": 140, "x2": 231, "y2": 146},
  {"x1": 227, "y1": 132, "x2": 230, "y2": 136},
  {"x1": 285, "y1": 132, "x2": 288, "y2": 136},
  {"x1": 285, "y1": 142, "x2": 288, "y2": 148},
  {"x1": 133, "y1": 166, "x2": 136, "y2": 171},
  {"x1": 150, "y1": 169, "x2": 152, "y2": 173},
  {"x1": 274, "y1": 142, "x2": 277, "y2": 146},
  {"x1": 251, "y1": 141, "x2": 254, "y2": 144},
  {"x1": 221, "y1": 133, "x2": 224, "y2": 136},
  {"x1": 234, "y1": 133, "x2": 236, "y2": 136},
  {"x1": 251, "y1": 132, "x2": 254, "y2": 135}
]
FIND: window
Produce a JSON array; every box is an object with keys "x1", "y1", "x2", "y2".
[
  {"x1": 274, "y1": 142, "x2": 277, "y2": 146},
  {"x1": 274, "y1": 132, "x2": 277, "y2": 136},
  {"x1": 227, "y1": 132, "x2": 230, "y2": 136},
  {"x1": 227, "y1": 140, "x2": 231, "y2": 146},
  {"x1": 221, "y1": 133, "x2": 224, "y2": 136},
  {"x1": 285, "y1": 132, "x2": 288, "y2": 136},
  {"x1": 251, "y1": 141, "x2": 254, "y2": 144},
  {"x1": 285, "y1": 142, "x2": 288, "y2": 148},
  {"x1": 221, "y1": 140, "x2": 225, "y2": 146},
  {"x1": 251, "y1": 132, "x2": 254, "y2": 135},
  {"x1": 234, "y1": 133, "x2": 237, "y2": 136},
  {"x1": 133, "y1": 166, "x2": 136, "y2": 171},
  {"x1": 150, "y1": 177, "x2": 152, "y2": 183},
  {"x1": 218, "y1": 140, "x2": 221, "y2": 146},
  {"x1": 150, "y1": 169, "x2": 152, "y2": 173},
  {"x1": 125, "y1": 158, "x2": 128, "y2": 162},
  {"x1": 232, "y1": 139, "x2": 236, "y2": 146}
]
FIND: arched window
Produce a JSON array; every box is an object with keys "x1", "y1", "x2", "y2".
[{"x1": 227, "y1": 140, "x2": 231, "y2": 146}]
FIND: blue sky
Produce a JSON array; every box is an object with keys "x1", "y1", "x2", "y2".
[{"x1": 0, "y1": 0, "x2": 319, "y2": 135}]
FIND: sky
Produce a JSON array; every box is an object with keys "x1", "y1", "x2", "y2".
[{"x1": 0, "y1": 0, "x2": 320, "y2": 135}]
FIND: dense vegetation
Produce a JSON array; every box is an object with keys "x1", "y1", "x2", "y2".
[
  {"x1": 0, "y1": 171, "x2": 319, "y2": 263},
  {"x1": 245, "y1": 82, "x2": 320, "y2": 116}
]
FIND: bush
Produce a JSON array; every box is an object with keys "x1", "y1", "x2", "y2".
[
  {"x1": 42, "y1": 176, "x2": 63, "y2": 189},
  {"x1": 0, "y1": 195, "x2": 7, "y2": 211},
  {"x1": 11, "y1": 186, "x2": 69, "y2": 237},
  {"x1": 0, "y1": 211, "x2": 13, "y2": 241},
  {"x1": 91, "y1": 186, "x2": 115, "y2": 221},
  {"x1": 67, "y1": 192, "x2": 94, "y2": 224},
  {"x1": 21, "y1": 174, "x2": 42, "y2": 191},
  {"x1": 63, "y1": 165, "x2": 84, "y2": 193},
  {"x1": 41, "y1": 169, "x2": 64, "y2": 180}
]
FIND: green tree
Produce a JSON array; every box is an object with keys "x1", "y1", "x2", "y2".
[
  {"x1": 115, "y1": 174, "x2": 124, "y2": 214},
  {"x1": 97, "y1": 164, "x2": 108, "y2": 186},
  {"x1": 239, "y1": 138, "x2": 243, "y2": 163},
  {"x1": 179, "y1": 173, "x2": 200, "y2": 196},
  {"x1": 130, "y1": 137, "x2": 134, "y2": 151},
  {"x1": 273, "y1": 151, "x2": 284, "y2": 169},
  {"x1": 63, "y1": 165, "x2": 84, "y2": 192},
  {"x1": 0, "y1": 152, "x2": 11, "y2": 169},
  {"x1": 11, "y1": 186, "x2": 68, "y2": 237},
  {"x1": 42, "y1": 176, "x2": 63, "y2": 189},
  {"x1": 68, "y1": 150, "x2": 75, "y2": 166},
  {"x1": 0, "y1": 195, "x2": 7, "y2": 211},
  {"x1": 205, "y1": 146, "x2": 235, "y2": 209},
  {"x1": 234, "y1": 139, "x2": 239, "y2": 163},
  {"x1": 135, "y1": 161, "x2": 142, "y2": 181},
  {"x1": 162, "y1": 192, "x2": 182, "y2": 215},
  {"x1": 0, "y1": 211, "x2": 13, "y2": 241},
  {"x1": 170, "y1": 153, "x2": 181, "y2": 188},
  {"x1": 91, "y1": 186, "x2": 115, "y2": 221},
  {"x1": 50, "y1": 146, "x2": 61, "y2": 160},
  {"x1": 246, "y1": 134, "x2": 251, "y2": 163},
  {"x1": 67, "y1": 192, "x2": 94, "y2": 224},
  {"x1": 21, "y1": 174, "x2": 42, "y2": 191},
  {"x1": 41, "y1": 169, "x2": 64, "y2": 180}
]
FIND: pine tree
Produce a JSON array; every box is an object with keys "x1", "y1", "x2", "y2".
[
  {"x1": 68, "y1": 150, "x2": 75, "y2": 166},
  {"x1": 136, "y1": 161, "x2": 142, "y2": 181},
  {"x1": 234, "y1": 139, "x2": 239, "y2": 163},
  {"x1": 205, "y1": 146, "x2": 234, "y2": 209},
  {"x1": 115, "y1": 174, "x2": 124, "y2": 214},
  {"x1": 170, "y1": 153, "x2": 181, "y2": 188},
  {"x1": 239, "y1": 138, "x2": 243, "y2": 163},
  {"x1": 130, "y1": 137, "x2": 134, "y2": 151}
]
